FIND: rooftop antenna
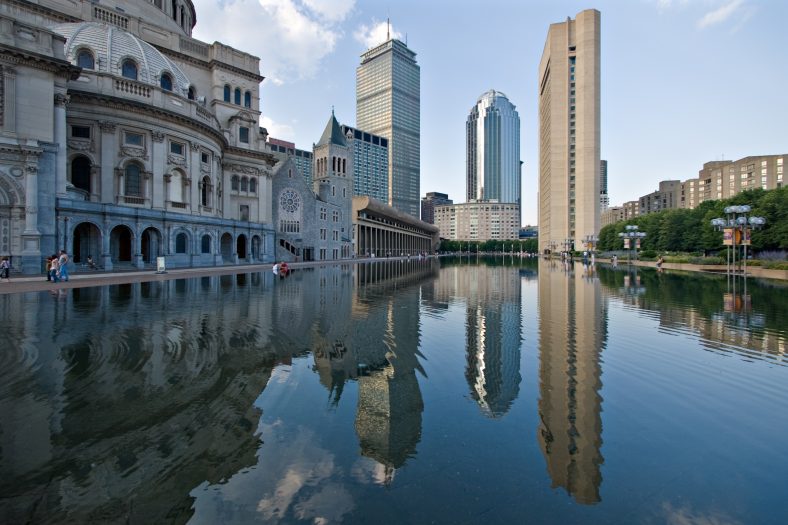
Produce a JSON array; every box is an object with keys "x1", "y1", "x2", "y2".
[{"x1": 387, "y1": 17, "x2": 390, "y2": 41}]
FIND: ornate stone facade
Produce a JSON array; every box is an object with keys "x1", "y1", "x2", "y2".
[{"x1": 0, "y1": 0, "x2": 276, "y2": 273}]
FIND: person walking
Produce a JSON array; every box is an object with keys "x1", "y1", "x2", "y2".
[
  {"x1": 0, "y1": 257, "x2": 10, "y2": 282},
  {"x1": 58, "y1": 250, "x2": 70, "y2": 282},
  {"x1": 49, "y1": 254, "x2": 60, "y2": 283}
]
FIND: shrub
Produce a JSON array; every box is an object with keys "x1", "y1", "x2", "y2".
[
  {"x1": 640, "y1": 249, "x2": 657, "y2": 259},
  {"x1": 764, "y1": 261, "x2": 788, "y2": 270}
]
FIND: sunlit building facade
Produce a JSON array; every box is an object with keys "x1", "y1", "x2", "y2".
[
  {"x1": 466, "y1": 89, "x2": 522, "y2": 223},
  {"x1": 356, "y1": 38, "x2": 420, "y2": 218},
  {"x1": 538, "y1": 9, "x2": 601, "y2": 253}
]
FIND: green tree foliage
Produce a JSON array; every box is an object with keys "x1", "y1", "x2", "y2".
[
  {"x1": 439, "y1": 238, "x2": 538, "y2": 253},
  {"x1": 598, "y1": 186, "x2": 788, "y2": 253}
]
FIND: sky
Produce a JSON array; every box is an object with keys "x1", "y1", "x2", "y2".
[{"x1": 191, "y1": 0, "x2": 788, "y2": 225}]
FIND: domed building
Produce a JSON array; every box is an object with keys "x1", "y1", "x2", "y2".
[{"x1": 0, "y1": 0, "x2": 276, "y2": 273}]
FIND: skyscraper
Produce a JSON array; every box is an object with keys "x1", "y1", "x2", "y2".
[
  {"x1": 599, "y1": 160, "x2": 609, "y2": 212},
  {"x1": 356, "y1": 37, "x2": 420, "y2": 218},
  {"x1": 538, "y1": 9, "x2": 601, "y2": 253},
  {"x1": 466, "y1": 89, "x2": 522, "y2": 222}
]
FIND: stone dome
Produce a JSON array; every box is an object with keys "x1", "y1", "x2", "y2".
[{"x1": 50, "y1": 22, "x2": 192, "y2": 95}]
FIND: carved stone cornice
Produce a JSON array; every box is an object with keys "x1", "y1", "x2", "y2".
[
  {"x1": 0, "y1": 44, "x2": 80, "y2": 80},
  {"x1": 163, "y1": 173, "x2": 172, "y2": 182},
  {"x1": 120, "y1": 146, "x2": 148, "y2": 160},
  {"x1": 223, "y1": 163, "x2": 264, "y2": 176},
  {"x1": 98, "y1": 120, "x2": 116, "y2": 133},
  {"x1": 67, "y1": 139, "x2": 94, "y2": 152},
  {"x1": 167, "y1": 153, "x2": 186, "y2": 166}
]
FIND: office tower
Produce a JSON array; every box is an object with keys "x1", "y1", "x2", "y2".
[
  {"x1": 268, "y1": 137, "x2": 314, "y2": 186},
  {"x1": 340, "y1": 124, "x2": 390, "y2": 204},
  {"x1": 356, "y1": 37, "x2": 421, "y2": 218},
  {"x1": 466, "y1": 90, "x2": 522, "y2": 222},
  {"x1": 538, "y1": 9, "x2": 601, "y2": 253},
  {"x1": 599, "y1": 160, "x2": 609, "y2": 211},
  {"x1": 420, "y1": 192, "x2": 453, "y2": 224}
]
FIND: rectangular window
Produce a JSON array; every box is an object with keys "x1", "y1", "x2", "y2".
[
  {"x1": 170, "y1": 141, "x2": 184, "y2": 155},
  {"x1": 71, "y1": 125, "x2": 91, "y2": 138},
  {"x1": 201, "y1": 152, "x2": 209, "y2": 164},
  {"x1": 239, "y1": 126, "x2": 249, "y2": 144},
  {"x1": 240, "y1": 204, "x2": 249, "y2": 221},
  {"x1": 124, "y1": 131, "x2": 144, "y2": 147}
]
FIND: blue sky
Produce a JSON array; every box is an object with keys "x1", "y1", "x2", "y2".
[{"x1": 192, "y1": 0, "x2": 787, "y2": 225}]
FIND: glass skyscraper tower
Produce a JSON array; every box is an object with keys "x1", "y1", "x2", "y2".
[
  {"x1": 466, "y1": 90, "x2": 522, "y2": 221},
  {"x1": 356, "y1": 38, "x2": 420, "y2": 218}
]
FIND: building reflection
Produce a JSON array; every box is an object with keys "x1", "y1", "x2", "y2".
[
  {"x1": 537, "y1": 259, "x2": 606, "y2": 504},
  {"x1": 0, "y1": 274, "x2": 288, "y2": 523},
  {"x1": 308, "y1": 259, "x2": 436, "y2": 483}
]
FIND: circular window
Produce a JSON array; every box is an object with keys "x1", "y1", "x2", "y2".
[{"x1": 279, "y1": 189, "x2": 300, "y2": 212}]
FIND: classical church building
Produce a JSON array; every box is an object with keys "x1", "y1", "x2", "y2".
[{"x1": 1, "y1": 0, "x2": 277, "y2": 273}]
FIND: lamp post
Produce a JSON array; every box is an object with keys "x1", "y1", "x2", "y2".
[
  {"x1": 711, "y1": 205, "x2": 765, "y2": 277},
  {"x1": 618, "y1": 225, "x2": 646, "y2": 265},
  {"x1": 564, "y1": 237, "x2": 573, "y2": 257}
]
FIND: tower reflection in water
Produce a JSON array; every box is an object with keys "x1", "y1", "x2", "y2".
[{"x1": 537, "y1": 259, "x2": 607, "y2": 504}]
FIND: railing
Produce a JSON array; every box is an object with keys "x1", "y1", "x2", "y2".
[
  {"x1": 93, "y1": 7, "x2": 128, "y2": 29},
  {"x1": 195, "y1": 105, "x2": 212, "y2": 121},
  {"x1": 115, "y1": 79, "x2": 151, "y2": 98},
  {"x1": 168, "y1": 201, "x2": 187, "y2": 209},
  {"x1": 119, "y1": 195, "x2": 146, "y2": 205}
]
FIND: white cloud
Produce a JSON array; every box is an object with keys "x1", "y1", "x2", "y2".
[
  {"x1": 301, "y1": 0, "x2": 355, "y2": 23},
  {"x1": 191, "y1": 0, "x2": 354, "y2": 85},
  {"x1": 260, "y1": 115, "x2": 296, "y2": 141},
  {"x1": 353, "y1": 19, "x2": 402, "y2": 49},
  {"x1": 697, "y1": 0, "x2": 745, "y2": 29}
]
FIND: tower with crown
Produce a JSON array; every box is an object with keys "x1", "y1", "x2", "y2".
[{"x1": 312, "y1": 111, "x2": 354, "y2": 259}]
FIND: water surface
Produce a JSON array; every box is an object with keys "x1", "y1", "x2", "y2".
[{"x1": 1, "y1": 258, "x2": 786, "y2": 524}]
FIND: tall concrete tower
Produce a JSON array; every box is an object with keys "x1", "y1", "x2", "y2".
[
  {"x1": 538, "y1": 9, "x2": 601, "y2": 253},
  {"x1": 356, "y1": 37, "x2": 420, "y2": 218},
  {"x1": 466, "y1": 90, "x2": 522, "y2": 223}
]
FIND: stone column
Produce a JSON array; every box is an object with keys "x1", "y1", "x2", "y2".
[
  {"x1": 54, "y1": 92, "x2": 69, "y2": 196},
  {"x1": 1, "y1": 65, "x2": 17, "y2": 132},
  {"x1": 189, "y1": 141, "x2": 201, "y2": 211},
  {"x1": 98, "y1": 121, "x2": 116, "y2": 203},
  {"x1": 151, "y1": 131, "x2": 166, "y2": 209},
  {"x1": 102, "y1": 216, "x2": 112, "y2": 271},
  {"x1": 20, "y1": 157, "x2": 42, "y2": 274}
]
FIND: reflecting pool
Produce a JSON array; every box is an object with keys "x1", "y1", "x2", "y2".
[{"x1": 1, "y1": 258, "x2": 787, "y2": 524}]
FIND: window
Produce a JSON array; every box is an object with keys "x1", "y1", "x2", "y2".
[
  {"x1": 201, "y1": 152, "x2": 209, "y2": 164},
  {"x1": 200, "y1": 176, "x2": 211, "y2": 206},
  {"x1": 224, "y1": 84, "x2": 231, "y2": 102},
  {"x1": 240, "y1": 177, "x2": 248, "y2": 192},
  {"x1": 71, "y1": 125, "x2": 91, "y2": 139},
  {"x1": 239, "y1": 126, "x2": 249, "y2": 144},
  {"x1": 121, "y1": 59, "x2": 138, "y2": 80},
  {"x1": 160, "y1": 73, "x2": 173, "y2": 91},
  {"x1": 244, "y1": 91, "x2": 251, "y2": 108},
  {"x1": 71, "y1": 156, "x2": 91, "y2": 193},
  {"x1": 231, "y1": 175, "x2": 239, "y2": 191},
  {"x1": 176, "y1": 233, "x2": 187, "y2": 253},
  {"x1": 124, "y1": 164, "x2": 143, "y2": 197},
  {"x1": 188, "y1": 86, "x2": 195, "y2": 100},
  {"x1": 234, "y1": 88, "x2": 241, "y2": 105},
  {"x1": 201, "y1": 234, "x2": 211, "y2": 254},
  {"x1": 170, "y1": 141, "x2": 184, "y2": 155},
  {"x1": 240, "y1": 205, "x2": 249, "y2": 221},
  {"x1": 124, "y1": 131, "x2": 144, "y2": 147},
  {"x1": 77, "y1": 49, "x2": 94, "y2": 69},
  {"x1": 249, "y1": 178, "x2": 256, "y2": 193}
]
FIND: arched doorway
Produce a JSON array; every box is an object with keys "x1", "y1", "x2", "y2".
[
  {"x1": 236, "y1": 234, "x2": 247, "y2": 260},
  {"x1": 141, "y1": 227, "x2": 162, "y2": 264},
  {"x1": 73, "y1": 222, "x2": 101, "y2": 263},
  {"x1": 220, "y1": 232, "x2": 233, "y2": 262},
  {"x1": 110, "y1": 225, "x2": 133, "y2": 262},
  {"x1": 71, "y1": 156, "x2": 91, "y2": 193}
]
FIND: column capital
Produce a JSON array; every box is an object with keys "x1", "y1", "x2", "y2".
[
  {"x1": 98, "y1": 120, "x2": 117, "y2": 133},
  {"x1": 54, "y1": 93, "x2": 70, "y2": 107}
]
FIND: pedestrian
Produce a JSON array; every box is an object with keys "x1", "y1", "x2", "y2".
[
  {"x1": 49, "y1": 254, "x2": 60, "y2": 283},
  {"x1": 58, "y1": 249, "x2": 70, "y2": 282},
  {"x1": 0, "y1": 257, "x2": 10, "y2": 282},
  {"x1": 657, "y1": 255, "x2": 664, "y2": 272}
]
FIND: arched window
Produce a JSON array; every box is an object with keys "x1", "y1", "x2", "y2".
[
  {"x1": 188, "y1": 86, "x2": 195, "y2": 100},
  {"x1": 171, "y1": 0, "x2": 177, "y2": 21},
  {"x1": 71, "y1": 156, "x2": 91, "y2": 193},
  {"x1": 234, "y1": 88, "x2": 241, "y2": 105},
  {"x1": 121, "y1": 59, "x2": 138, "y2": 80},
  {"x1": 249, "y1": 177, "x2": 257, "y2": 193},
  {"x1": 175, "y1": 232, "x2": 188, "y2": 253},
  {"x1": 160, "y1": 73, "x2": 173, "y2": 91},
  {"x1": 201, "y1": 176, "x2": 211, "y2": 206},
  {"x1": 223, "y1": 84, "x2": 231, "y2": 102},
  {"x1": 125, "y1": 164, "x2": 142, "y2": 197},
  {"x1": 231, "y1": 175, "x2": 239, "y2": 191},
  {"x1": 76, "y1": 49, "x2": 94, "y2": 70},
  {"x1": 244, "y1": 91, "x2": 251, "y2": 108},
  {"x1": 180, "y1": 5, "x2": 186, "y2": 29},
  {"x1": 201, "y1": 234, "x2": 211, "y2": 254},
  {"x1": 240, "y1": 177, "x2": 248, "y2": 191}
]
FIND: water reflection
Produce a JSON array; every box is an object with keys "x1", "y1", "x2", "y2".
[
  {"x1": 596, "y1": 265, "x2": 788, "y2": 364},
  {"x1": 537, "y1": 259, "x2": 606, "y2": 504}
]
